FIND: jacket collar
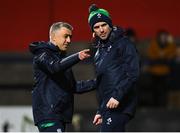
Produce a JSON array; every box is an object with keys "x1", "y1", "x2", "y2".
[{"x1": 29, "y1": 41, "x2": 66, "y2": 55}]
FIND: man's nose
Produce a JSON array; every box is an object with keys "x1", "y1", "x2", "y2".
[
  {"x1": 100, "y1": 27, "x2": 104, "y2": 32},
  {"x1": 66, "y1": 36, "x2": 71, "y2": 43}
]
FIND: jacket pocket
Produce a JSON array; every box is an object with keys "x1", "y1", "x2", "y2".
[
  {"x1": 52, "y1": 94, "x2": 68, "y2": 113},
  {"x1": 46, "y1": 86, "x2": 68, "y2": 113},
  {"x1": 32, "y1": 88, "x2": 45, "y2": 123}
]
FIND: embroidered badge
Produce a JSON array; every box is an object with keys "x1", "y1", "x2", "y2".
[
  {"x1": 106, "y1": 117, "x2": 112, "y2": 125},
  {"x1": 97, "y1": 13, "x2": 101, "y2": 18}
]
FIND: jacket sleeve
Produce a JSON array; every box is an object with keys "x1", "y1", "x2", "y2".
[
  {"x1": 34, "y1": 50, "x2": 80, "y2": 74},
  {"x1": 111, "y1": 40, "x2": 140, "y2": 102},
  {"x1": 75, "y1": 79, "x2": 96, "y2": 94}
]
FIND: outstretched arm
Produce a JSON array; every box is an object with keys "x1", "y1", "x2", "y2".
[
  {"x1": 35, "y1": 49, "x2": 90, "y2": 74},
  {"x1": 75, "y1": 79, "x2": 96, "y2": 94}
]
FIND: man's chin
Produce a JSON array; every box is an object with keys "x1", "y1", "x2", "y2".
[
  {"x1": 62, "y1": 49, "x2": 67, "y2": 51},
  {"x1": 101, "y1": 36, "x2": 108, "y2": 40},
  {"x1": 59, "y1": 48, "x2": 67, "y2": 51}
]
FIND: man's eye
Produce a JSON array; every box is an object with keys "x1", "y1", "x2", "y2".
[
  {"x1": 94, "y1": 26, "x2": 99, "y2": 29},
  {"x1": 64, "y1": 35, "x2": 72, "y2": 38},
  {"x1": 102, "y1": 23, "x2": 107, "y2": 27}
]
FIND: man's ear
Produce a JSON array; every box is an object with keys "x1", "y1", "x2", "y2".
[
  {"x1": 92, "y1": 32, "x2": 96, "y2": 38},
  {"x1": 50, "y1": 32, "x2": 56, "y2": 41}
]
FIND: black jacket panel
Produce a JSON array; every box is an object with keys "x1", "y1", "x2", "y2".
[
  {"x1": 94, "y1": 27, "x2": 140, "y2": 117},
  {"x1": 29, "y1": 42, "x2": 96, "y2": 125}
]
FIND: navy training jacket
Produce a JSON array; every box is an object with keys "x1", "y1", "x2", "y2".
[
  {"x1": 29, "y1": 42, "x2": 96, "y2": 125},
  {"x1": 94, "y1": 27, "x2": 140, "y2": 117}
]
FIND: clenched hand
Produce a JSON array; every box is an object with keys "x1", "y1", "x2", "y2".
[
  {"x1": 106, "y1": 97, "x2": 119, "y2": 109},
  {"x1": 93, "y1": 114, "x2": 102, "y2": 125}
]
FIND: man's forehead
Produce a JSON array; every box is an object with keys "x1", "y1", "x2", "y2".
[{"x1": 94, "y1": 22, "x2": 107, "y2": 27}]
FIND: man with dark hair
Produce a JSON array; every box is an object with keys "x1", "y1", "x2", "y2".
[
  {"x1": 29, "y1": 22, "x2": 96, "y2": 132},
  {"x1": 88, "y1": 4, "x2": 140, "y2": 132}
]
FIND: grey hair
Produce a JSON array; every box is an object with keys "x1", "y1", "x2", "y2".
[{"x1": 49, "y1": 22, "x2": 73, "y2": 39}]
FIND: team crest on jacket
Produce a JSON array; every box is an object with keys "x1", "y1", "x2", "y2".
[{"x1": 106, "y1": 117, "x2": 112, "y2": 125}]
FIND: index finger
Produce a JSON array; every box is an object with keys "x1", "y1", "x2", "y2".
[{"x1": 83, "y1": 49, "x2": 90, "y2": 52}]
